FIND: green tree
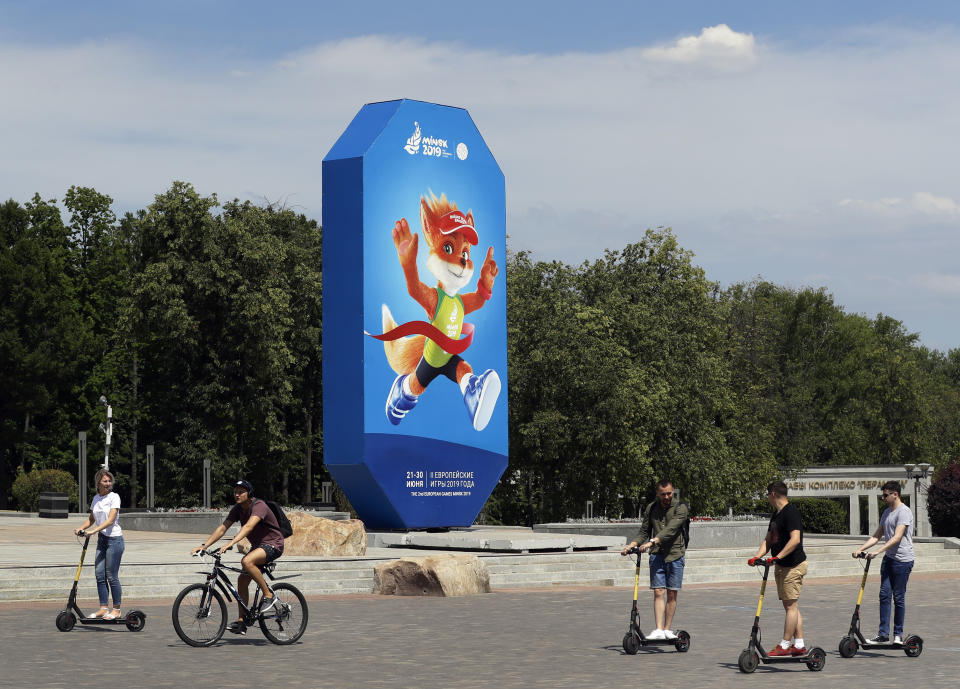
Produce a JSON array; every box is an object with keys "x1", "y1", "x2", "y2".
[{"x1": 0, "y1": 196, "x2": 88, "y2": 507}]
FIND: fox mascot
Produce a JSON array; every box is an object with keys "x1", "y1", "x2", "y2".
[{"x1": 370, "y1": 192, "x2": 501, "y2": 431}]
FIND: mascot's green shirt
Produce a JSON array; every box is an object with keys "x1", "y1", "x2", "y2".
[{"x1": 423, "y1": 288, "x2": 464, "y2": 367}]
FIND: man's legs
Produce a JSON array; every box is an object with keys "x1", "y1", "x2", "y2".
[
  {"x1": 782, "y1": 599, "x2": 803, "y2": 642},
  {"x1": 652, "y1": 588, "x2": 666, "y2": 630},
  {"x1": 878, "y1": 557, "x2": 893, "y2": 637},
  {"x1": 890, "y1": 560, "x2": 913, "y2": 638},
  {"x1": 662, "y1": 556, "x2": 683, "y2": 632},
  {"x1": 664, "y1": 589, "x2": 679, "y2": 630},
  {"x1": 234, "y1": 548, "x2": 271, "y2": 623}
]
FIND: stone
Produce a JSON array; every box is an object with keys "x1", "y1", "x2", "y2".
[
  {"x1": 237, "y1": 511, "x2": 367, "y2": 557},
  {"x1": 373, "y1": 554, "x2": 490, "y2": 596}
]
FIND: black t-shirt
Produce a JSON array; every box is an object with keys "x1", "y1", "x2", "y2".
[{"x1": 767, "y1": 502, "x2": 806, "y2": 567}]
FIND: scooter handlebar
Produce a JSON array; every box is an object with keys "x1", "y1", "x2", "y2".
[{"x1": 748, "y1": 556, "x2": 777, "y2": 566}]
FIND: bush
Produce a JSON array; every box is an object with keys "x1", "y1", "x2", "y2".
[
  {"x1": 790, "y1": 497, "x2": 848, "y2": 534},
  {"x1": 11, "y1": 468, "x2": 79, "y2": 512},
  {"x1": 927, "y1": 460, "x2": 960, "y2": 538}
]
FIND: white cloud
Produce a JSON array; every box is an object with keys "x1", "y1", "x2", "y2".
[
  {"x1": 642, "y1": 24, "x2": 757, "y2": 64},
  {"x1": 912, "y1": 273, "x2": 960, "y2": 295},
  {"x1": 837, "y1": 197, "x2": 903, "y2": 214},
  {"x1": 912, "y1": 191, "x2": 960, "y2": 216}
]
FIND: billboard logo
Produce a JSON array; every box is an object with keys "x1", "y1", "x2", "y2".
[
  {"x1": 404, "y1": 121, "x2": 422, "y2": 155},
  {"x1": 403, "y1": 121, "x2": 453, "y2": 158}
]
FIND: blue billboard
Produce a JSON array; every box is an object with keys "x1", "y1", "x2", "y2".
[{"x1": 322, "y1": 100, "x2": 508, "y2": 529}]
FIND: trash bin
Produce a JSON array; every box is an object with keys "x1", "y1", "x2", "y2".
[{"x1": 38, "y1": 492, "x2": 69, "y2": 519}]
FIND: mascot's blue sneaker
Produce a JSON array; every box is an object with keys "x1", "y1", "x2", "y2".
[
  {"x1": 386, "y1": 374, "x2": 419, "y2": 425},
  {"x1": 462, "y1": 369, "x2": 501, "y2": 431}
]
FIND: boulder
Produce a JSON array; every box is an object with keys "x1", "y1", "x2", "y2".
[
  {"x1": 373, "y1": 554, "x2": 490, "y2": 596},
  {"x1": 237, "y1": 512, "x2": 367, "y2": 557}
]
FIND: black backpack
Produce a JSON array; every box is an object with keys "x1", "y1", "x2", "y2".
[
  {"x1": 260, "y1": 499, "x2": 293, "y2": 538},
  {"x1": 645, "y1": 500, "x2": 691, "y2": 547}
]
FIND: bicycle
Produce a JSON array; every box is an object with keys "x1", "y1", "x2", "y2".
[{"x1": 172, "y1": 546, "x2": 308, "y2": 647}]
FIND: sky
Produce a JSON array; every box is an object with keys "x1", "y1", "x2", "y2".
[{"x1": 2, "y1": 1, "x2": 959, "y2": 351}]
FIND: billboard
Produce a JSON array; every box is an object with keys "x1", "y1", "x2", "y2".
[{"x1": 322, "y1": 100, "x2": 508, "y2": 529}]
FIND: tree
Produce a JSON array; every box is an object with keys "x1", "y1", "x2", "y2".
[
  {"x1": 0, "y1": 196, "x2": 88, "y2": 507},
  {"x1": 927, "y1": 460, "x2": 960, "y2": 537}
]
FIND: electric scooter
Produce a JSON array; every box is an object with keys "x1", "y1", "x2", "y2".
[
  {"x1": 737, "y1": 556, "x2": 825, "y2": 673},
  {"x1": 621, "y1": 547, "x2": 691, "y2": 654},
  {"x1": 55, "y1": 530, "x2": 147, "y2": 632},
  {"x1": 837, "y1": 552, "x2": 922, "y2": 658}
]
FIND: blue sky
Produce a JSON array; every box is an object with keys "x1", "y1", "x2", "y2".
[{"x1": 2, "y1": 1, "x2": 960, "y2": 350}]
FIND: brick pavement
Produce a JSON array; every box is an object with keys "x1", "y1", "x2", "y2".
[{"x1": 2, "y1": 572, "x2": 958, "y2": 689}]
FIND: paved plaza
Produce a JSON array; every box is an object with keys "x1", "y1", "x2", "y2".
[{"x1": 3, "y1": 571, "x2": 959, "y2": 689}]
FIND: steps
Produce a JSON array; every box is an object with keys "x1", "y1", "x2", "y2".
[{"x1": 1, "y1": 541, "x2": 956, "y2": 602}]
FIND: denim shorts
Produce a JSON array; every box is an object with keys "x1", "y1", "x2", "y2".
[{"x1": 649, "y1": 554, "x2": 685, "y2": 590}]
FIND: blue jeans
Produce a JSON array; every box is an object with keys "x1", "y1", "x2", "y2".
[
  {"x1": 95, "y1": 534, "x2": 124, "y2": 607},
  {"x1": 878, "y1": 557, "x2": 913, "y2": 637},
  {"x1": 649, "y1": 554, "x2": 685, "y2": 590}
]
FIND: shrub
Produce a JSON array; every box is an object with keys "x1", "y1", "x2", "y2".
[
  {"x1": 927, "y1": 460, "x2": 960, "y2": 538},
  {"x1": 790, "y1": 497, "x2": 848, "y2": 534},
  {"x1": 11, "y1": 468, "x2": 79, "y2": 512}
]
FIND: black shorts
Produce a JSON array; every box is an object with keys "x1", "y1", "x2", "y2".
[
  {"x1": 415, "y1": 355, "x2": 463, "y2": 387},
  {"x1": 257, "y1": 543, "x2": 283, "y2": 564}
]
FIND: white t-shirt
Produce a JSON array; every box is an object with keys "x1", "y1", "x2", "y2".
[{"x1": 90, "y1": 492, "x2": 123, "y2": 537}]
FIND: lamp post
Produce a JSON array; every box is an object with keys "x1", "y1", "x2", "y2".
[
  {"x1": 98, "y1": 396, "x2": 113, "y2": 470},
  {"x1": 903, "y1": 463, "x2": 932, "y2": 537}
]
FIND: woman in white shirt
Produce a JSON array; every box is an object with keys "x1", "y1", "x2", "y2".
[{"x1": 74, "y1": 469, "x2": 125, "y2": 620}]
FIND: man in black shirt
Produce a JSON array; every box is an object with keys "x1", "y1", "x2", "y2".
[{"x1": 749, "y1": 480, "x2": 808, "y2": 657}]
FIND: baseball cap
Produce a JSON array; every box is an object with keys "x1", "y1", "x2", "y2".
[
  {"x1": 234, "y1": 479, "x2": 254, "y2": 494},
  {"x1": 438, "y1": 210, "x2": 478, "y2": 245}
]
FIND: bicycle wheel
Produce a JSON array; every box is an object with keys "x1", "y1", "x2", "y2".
[
  {"x1": 172, "y1": 583, "x2": 227, "y2": 647},
  {"x1": 258, "y1": 582, "x2": 308, "y2": 645}
]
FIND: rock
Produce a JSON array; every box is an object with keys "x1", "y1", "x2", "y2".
[
  {"x1": 373, "y1": 554, "x2": 490, "y2": 596},
  {"x1": 237, "y1": 512, "x2": 366, "y2": 557}
]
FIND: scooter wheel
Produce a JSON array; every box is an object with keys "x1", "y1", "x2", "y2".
[
  {"x1": 125, "y1": 610, "x2": 146, "y2": 632},
  {"x1": 623, "y1": 633, "x2": 640, "y2": 655},
  {"x1": 738, "y1": 649, "x2": 759, "y2": 673},
  {"x1": 838, "y1": 635, "x2": 858, "y2": 658},
  {"x1": 674, "y1": 630, "x2": 691, "y2": 652},
  {"x1": 903, "y1": 636, "x2": 923, "y2": 657},
  {"x1": 55, "y1": 611, "x2": 76, "y2": 632},
  {"x1": 806, "y1": 646, "x2": 826, "y2": 671}
]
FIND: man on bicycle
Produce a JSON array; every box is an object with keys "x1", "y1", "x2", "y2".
[{"x1": 192, "y1": 480, "x2": 284, "y2": 634}]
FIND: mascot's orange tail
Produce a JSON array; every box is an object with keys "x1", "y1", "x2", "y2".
[{"x1": 380, "y1": 304, "x2": 425, "y2": 375}]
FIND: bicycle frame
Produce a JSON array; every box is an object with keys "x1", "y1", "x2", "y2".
[{"x1": 195, "y1": 551, "x2": 283, "y2": 625}]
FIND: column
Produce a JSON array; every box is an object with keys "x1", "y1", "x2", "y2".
[
  {"x1": 868, "y1": 492, "x2": 879, "y2": 534},
  {"x1": 915, "y1": 479, "x2": 930, "y2": 538},
  {"x1": 848, "y1": 494, "x2": 860, "y2": 535}
]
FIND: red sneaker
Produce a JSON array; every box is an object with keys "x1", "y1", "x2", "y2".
[
  {"x1": 791, "y1": 646, "x2": 807, "y2": 656},
  {"x1": 768, "y1": 645, "x2": 793, "y2": 656}
]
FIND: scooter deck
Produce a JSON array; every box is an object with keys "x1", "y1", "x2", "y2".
[{"x1": 761, "y1": 653, "x2": 814, "y2": 663}]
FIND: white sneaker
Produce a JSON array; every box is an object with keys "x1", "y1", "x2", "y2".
[
  {"x1": 663, "y1": 629, "x2": 678, "y2": 640},
  {"x1": 646, "y1": 629, "x2": 665, "y2": 640},
  {"x1": 893, "y1": 635, "x2": 903, "y2": 645}
]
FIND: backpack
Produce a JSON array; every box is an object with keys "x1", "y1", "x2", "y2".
[
  {"x1": 645, "y1": 500, "x2": 691, "y2": 547},
  {"x1": 260, "y1": 499, "x2": 293, "y2": 538}
]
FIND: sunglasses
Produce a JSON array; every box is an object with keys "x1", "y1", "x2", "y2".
[{"x1": 881, "y1": 493, "x2": 893, "y2": 498}]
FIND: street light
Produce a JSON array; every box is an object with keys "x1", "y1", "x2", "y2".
[{"x1": 99, "y1": 396, "x2": 113, "y2": 470}]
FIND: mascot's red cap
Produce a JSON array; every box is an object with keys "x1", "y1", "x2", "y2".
[{"x1": 438, "y1": 210, "x2": 478, "y2": 245}]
